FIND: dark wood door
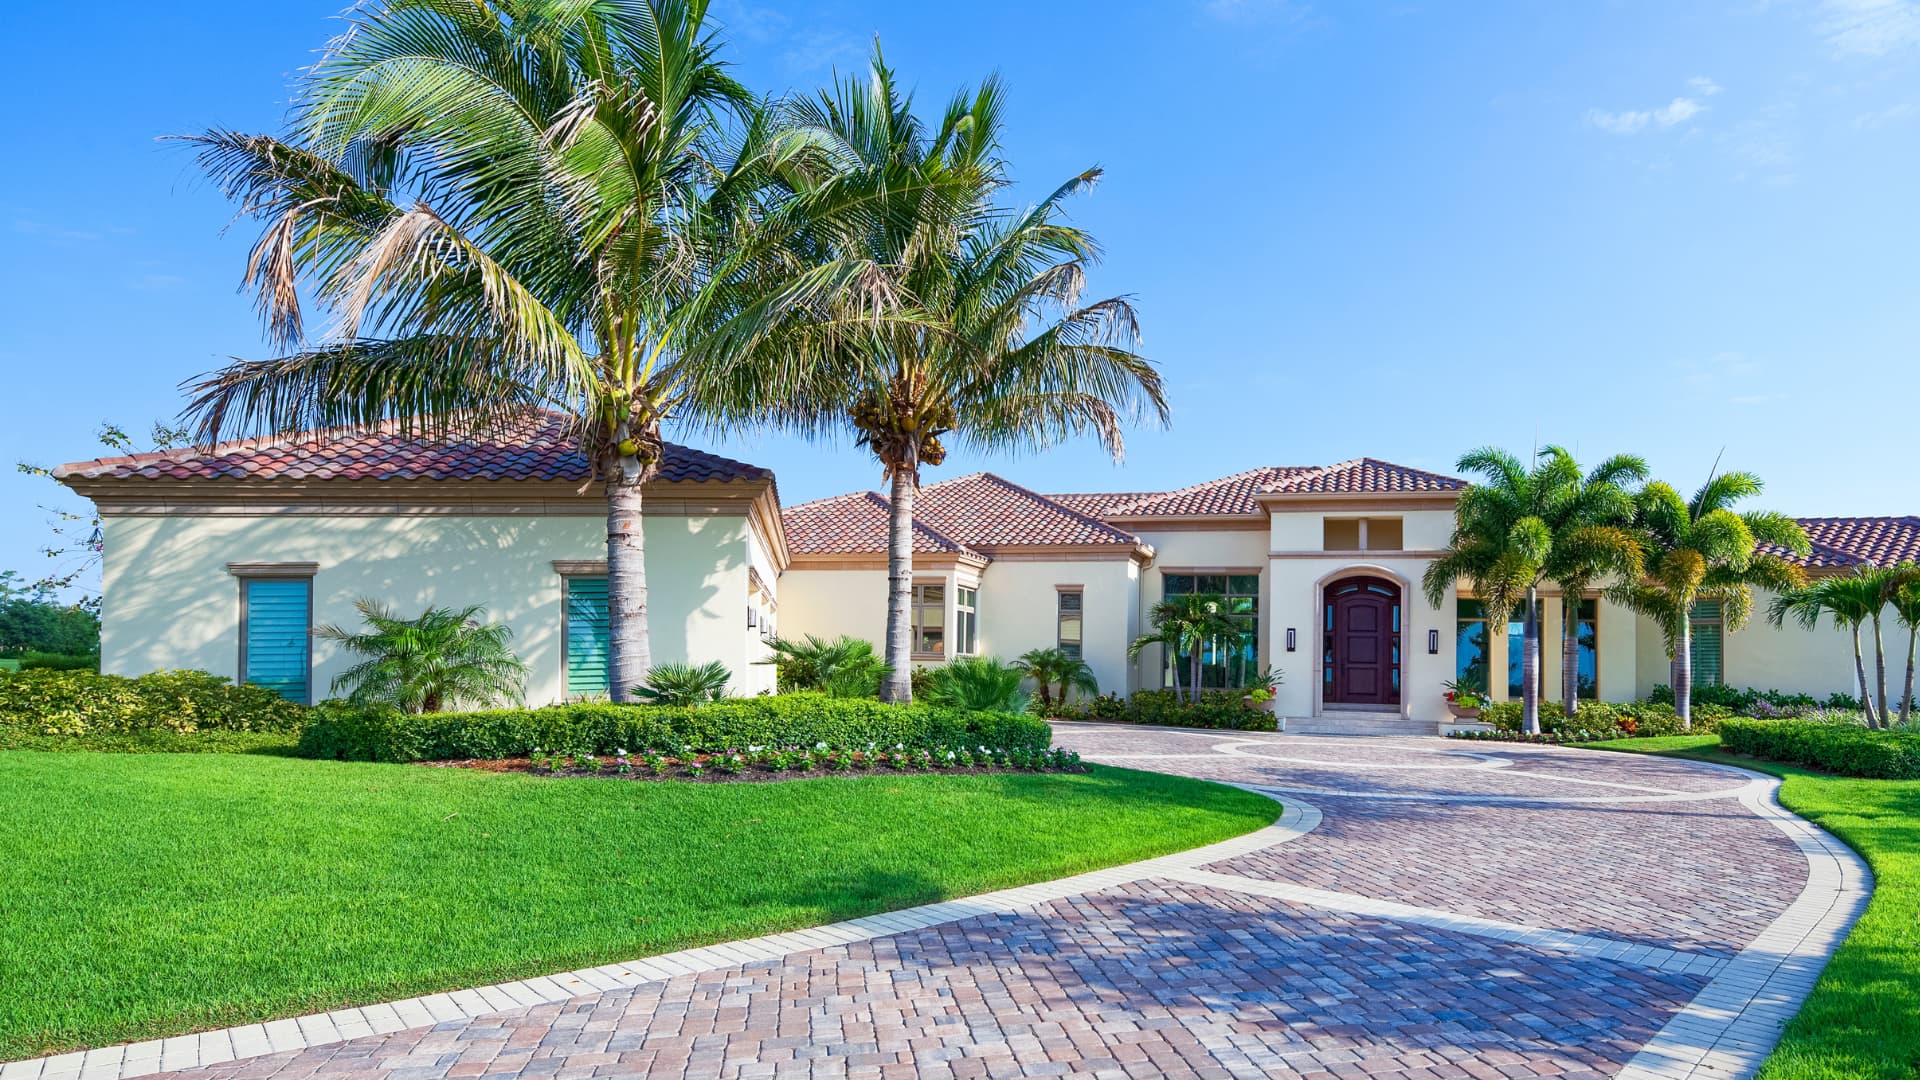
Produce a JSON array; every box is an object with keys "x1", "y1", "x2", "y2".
[{"x1": 1324, "y1": 578, "x2": 1401, "y2": 706}]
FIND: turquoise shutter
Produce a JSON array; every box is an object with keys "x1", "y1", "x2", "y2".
[
  {"x1": 243, "y1": 579, "x2": 310, "y2": 703},
  {"x1": 565, "y1": 577, "x2": 611, "y2": 697},
  {"x1": 1690, "y1": 602, "x2": 1724, "y2": 687}
]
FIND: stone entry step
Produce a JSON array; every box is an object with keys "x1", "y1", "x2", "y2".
[{"x1": 1282, "y1": 712, "x2": 1443, "y2": 736}]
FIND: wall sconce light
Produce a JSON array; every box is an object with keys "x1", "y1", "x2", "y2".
[
  {"x1": 1427, "y1": 628, "x2": 1439, "y2": 654},
  {"x1": 747, "y1": 607, "x2": 757, "y2": 628},
  {"x1": 1285, "y1": 628, "x2": 1297, "y2": 652}
]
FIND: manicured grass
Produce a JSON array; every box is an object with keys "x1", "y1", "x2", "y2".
[
  {"x1": 1575, "y1": 735, "x2": 1920, "y2": 1080},
  {"x1": 0, "y1": 752, "x2": 1276, "y2": 1059}
]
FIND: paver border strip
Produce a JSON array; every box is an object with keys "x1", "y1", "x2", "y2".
[{"x1": 0, "y1": 794, "x2": 1321, "y2": 1080}]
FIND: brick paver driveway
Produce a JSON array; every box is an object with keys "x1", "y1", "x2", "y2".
[{"x1": 66, "y1": 726, "x2": 1865, "y2": 1080}]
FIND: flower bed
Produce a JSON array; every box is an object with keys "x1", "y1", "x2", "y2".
[
  {"x1": 1719, "y1": 717, "x2": 1920, "y2": 779},
  {"x1": 449, "y1": 743, "x2": 1087, "y2": 781},
  {"x1": 297, "y1": 692, "x2": 1051, "y2": 763}
]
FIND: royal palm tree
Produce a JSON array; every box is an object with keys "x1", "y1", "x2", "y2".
[
  {"x1": 1615, "y1": 471, "x2": 1809, "y2": 728},
  {"x1": 698, "y1": 50, "x2": 1168, "y2": 702},
  {"x1": 317, "y1": 600, "x2": 527, "y2": 713},
  {"x1": 1013, "y1": 647, "x2": 1099, "y2": 711},
  {"x1": 1541, "y1": 455, "x2": 1648, "y2": 717},
  {"x1": 1769, "y1": 572, "x2": 1885, "y2": 727},
  {"x1": 1423, "y1": 447, "x2": 1638, "y2": 734},
  {"x1": 177, "y1": 0, "x2": 796, "y2": 702},
  {"x1": 1128, "y1": 594, "x2": 1244, "y2": 706}
]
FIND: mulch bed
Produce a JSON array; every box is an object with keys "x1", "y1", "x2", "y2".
[{"x1": 421, "y1": 758, "x2": 1089, "y2": 783}]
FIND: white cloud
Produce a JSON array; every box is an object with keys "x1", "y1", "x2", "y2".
[
  {"x1": 1854, "y1": 101, "x2": 1918, "y2": 127},
  {"x1": 1587, "y1": 95, "x2": 1709, "y2": 135},
  {"x1": 1820, "y1": 0, "x2": 1920, "y2": 55},
  {"x1": 1688, "y1": 76, "x2": 1725, "y2": 96}
]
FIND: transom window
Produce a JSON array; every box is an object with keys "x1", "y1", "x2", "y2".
[
  {"x1": 1322, "y1": 517, "x2": 1405, "y2": 551},
  {"x1": 912, "y1": 584, "x2": 946, "y2": 657},
  {"x1": 1161, "y1": 573, "x2": 1259, "y2": 689},
  {"x1": 1057, "y1": 590, "x2": 1084, "y2": 659}
]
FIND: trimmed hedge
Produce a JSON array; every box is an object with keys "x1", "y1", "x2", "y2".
[
  {"x1": 1719, "y1": 717, "x2": 1920, "y2": 779},
  {"x1": 0, "y1": 669, "x2": 309, "y2": 738},
  {"x1": 296, "y1": 692, "x2": 1052, "y2": 763},
  {"x1": 15, "y1": 652, "x2": 100, "y2": 673},
  {"x1": 1056, "y1": 690, "x2": 1278, "y2": 732}
]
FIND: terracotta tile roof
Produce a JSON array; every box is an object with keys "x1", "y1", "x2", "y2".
[
  {"x1": 1097, "y1": 466, "x2": 1321, "y2": 517},
  {"x1": 782, "y1": 473, "x2": 1144, "y2": 557},
  {"x1": 1260, "y1": 457, "x2": 1468, "y2": 496},
  {"x1": 51, "y1": 413, "x2": 772, "y2": 486},
  {"x1": 914, "y1": 474, "x2": 1144, "y2": 548},
  {"x1": 1044, "y1": 491, "x2": 1160, "y2": 517},
  {"x1": 1768, "y1": 517, "x2": 1920, "y2": 570},
  {"x1": 782, "y1": 491, "x2": 981, "y2": 557}
]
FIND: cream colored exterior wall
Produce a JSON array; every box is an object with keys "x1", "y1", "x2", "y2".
[
  {"x1": 771, "y1": 568, "x2": 890, "y2": 652},
  {"x1": 1630, "y1": 588, "x2": 1863, "y2": 702},
  {"x1": 974, "y1": 558, "x2": 1139, "y2": 697},
  {"x1": 1126, "y1": 527, "x2": 1271, "y2": 692},
  {"x1": 99, "y1": 511, "x2": 764, "y2": 704}
]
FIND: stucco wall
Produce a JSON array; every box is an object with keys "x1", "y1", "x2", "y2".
[
  {"x1": 1630, "y1": 589, "x2": 1864, "y2": 702},
  {"x1": 974, "y1": 558, "x2": 1139, "y2": 698},
  {"x1": 776, "y1": 567, "x2": 890, "y2": 653},
  {"x1": 1264, "y1": 556, "x2": 1455, "y2": 723},
  {"x1": 1127, "y1": 527, "x2": 1271, "y2": 691},
  {"x1": 99, "y1": 512, "x2": 759, "y2": 704}
]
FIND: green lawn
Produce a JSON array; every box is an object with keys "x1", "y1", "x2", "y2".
[
  {"x1": 0, "y1": 752, "x2": 1275, "y2": 1060},
  {"x1": 1575, "y1": 735, "x2": 1920, "y2": 1080}
]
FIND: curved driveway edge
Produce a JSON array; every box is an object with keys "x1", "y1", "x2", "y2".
[{"x1": 0, "y1": 727, "x2": 1870, "y2": 1080}]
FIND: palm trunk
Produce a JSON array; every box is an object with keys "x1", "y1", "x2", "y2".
[
  {"x1": 1871, "y1": 610, "x2": 1889, "y2": 730},
  {"x1": 880, "y1": 463, "x2": 916, "y2": 704},
  {"x1": 1189, "y1": 643, "x2": 1202, "y2": 707},
  {"x1": 1675, "y1": 621, "x2": 1693, "y2": 730},
  {"x1": 1561, "y1": 594, "x2": 1579, "y2": 718},
  {"x1": 1850, "y1": 623, "x2": 1878, "y2": 728},
  {"x1": 1522, "y1": 586, "x2": 1540, "y2": 735},
  {"x1": 1902, "y1": 624, "x2": 1916, "y2": 726},
  {"x1": 605, "y1": 458, "x2": 651, "y2": 703}
]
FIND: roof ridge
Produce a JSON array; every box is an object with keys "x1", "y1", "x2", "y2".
[
  {"x1": 1107, "y1": 465, "x2": 1311, "y2": 514},
  {"x1": 960, "y1": 472, "x2": 1144, "y2": 545}
]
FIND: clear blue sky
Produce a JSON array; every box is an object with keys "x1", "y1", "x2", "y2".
[{"x1": 4, "y1": 0, "x2": 1917, "y2": 593}]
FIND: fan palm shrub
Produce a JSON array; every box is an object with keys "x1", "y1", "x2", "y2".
[
  {"x1": 1423, "y1": 447, "x2": 1643, "y2": 734},
  {"x1": 1013, "y1": 647, "x2": 1099, "y2": 711},
  {"x1": 630, "y1": 661, "x2": 730, "y2": 706},
  {"x1": 176, "y1": 0, "x2": 815, "y2": 702},
  {"x1": 1616, "y1": 471, "x2": 1809, "y2": 728},
  {"x1": 1128, "y1": 595, "x2": 1246, "y2": 706},
  {"x1": 759, "y1": 634, "x2": 892, "y2": 698},
  {"x1": 697, "y1": 48, "x2": 1168, "y2": 702},
  {"x1": 317, "y1": 601, "x2": 526, "y2": 713},
  {"x1": 920, "y1": 656, "x2": 1028, "y2": 713}
]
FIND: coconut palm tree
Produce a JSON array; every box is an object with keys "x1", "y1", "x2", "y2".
[
  {"x1": 1769, "y1": 572, "x2": 1885, "y2": 727},
  {"x1": 1541, "y1": 455, "x2": 1648, "y2": 717},
  {"x1": 1422, "y1": 446, "x2": 1621, "y2": 735},
  {"x1": 1615, "y1": 471, "x2": 1809, "y2": 728},
  {"x1": 317, "y1": 600, "x2": 526, "y2": 713},
  {"x1": 176, "y1": 0, "x2": 801, "y2": 702},
  {"x1": 1128, "y1": 595, "x2": 1245, "y2": 706},
  {"x1": 696, "y1": 49, "x2": 1168, "y2": 702},
  {"x1": 1013, "y1": 647, "x2": 1099, "y2": 711}
]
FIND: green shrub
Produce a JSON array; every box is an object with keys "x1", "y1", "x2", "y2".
[
  {"x1": 16, "y1": 652, "x2": 100, "y2": 673},
  {"x1": 630, "y1": 661, "x2": 731, "y2": 706},
  {"x1": 0, "y1": 669, "x2": 308, "y2": 738},
  {"x1": 1647, "y1": 683, "x2": 1860, "y2": 713},
  {"x1": 296, "y1": 692, "x2": 1052, "y2": 763},
  {"x1": 1719, "y1": 717, "x2": 1920, "y2": 779},
  {"x1": 921, "y1": 657, "x2": 1029, "y2": 712},
  {"x1": 1479, "y1": 699, "x2": 1727, "y2": 739},
  {"x1": 1057, "y1": 689, "x2": 1277, "y2": 732}
]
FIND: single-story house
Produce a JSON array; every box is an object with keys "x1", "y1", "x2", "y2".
[{"x1": 56, "y1": 420, "x2": 1918, "y2": 730}]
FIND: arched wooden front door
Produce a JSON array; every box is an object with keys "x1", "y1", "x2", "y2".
[{"x1": 1323, "y1": 576, "x2": 1402, "y2": 707}]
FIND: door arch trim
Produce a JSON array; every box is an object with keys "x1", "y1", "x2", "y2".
[{"x1": 1311, "y1": 564, "x2": 1415, "y2": 718}]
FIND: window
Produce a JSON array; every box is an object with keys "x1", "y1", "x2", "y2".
[
  {"x1": 241, "y1": 577, "x2": 311, "y2": 703},
  {"x1": 955, "y1": 587, "x2": 978, "y2": 656},
  {"x1": 1506, "y1": 598, "x2": 1543, "y2": 698},
  {"x1": 1160, "y1": 573, "x2": 1259, "y2": 689},
  {"x1": 912, "y1": 583, "x2": 946, "y2": 657},
  {"x1": 564, "y1": 576, "x2": 611, "y2": 697},
  {"x1": 1321, "y1": 517, "x2": 1404, "y2": 551},
  {"x1": 1574, "y1": 598, "x2": 1598, "y2": 700},
  {"x1": 1455, "y1": 598, "x2": 1490, "y2": 694},
  {"x1": 1057, "y1": 590, "x2": 1084, "y2": 659},
  {"x1": 1690, "y1": 601, "x2": 1724, "y2": 688}
]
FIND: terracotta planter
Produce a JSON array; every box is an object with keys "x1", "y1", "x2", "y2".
[{"x1": 1445, "y1": 701, "x2": 1482, "y2": 720}]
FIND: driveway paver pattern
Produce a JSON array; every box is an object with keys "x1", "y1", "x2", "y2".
[{"x1": 16, "y1": 725, "x2": 1866, "y2": 1080}]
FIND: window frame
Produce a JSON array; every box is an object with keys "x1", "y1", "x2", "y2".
[
  {"x1": 1573, "y1": 596, "x2": 1599, "y2": 701},
  {"x1": 1159, "y1": 571, "x2": 1261, "y2": 690},
  {"x1": 911, "y1": 582, "x2": 948, "y2": 660},
  {"x1": 561, "y1": 573, "x2": 612, "y2": 699},
  {"x1": 1056, "y1": 588, "x2": 1084, "y2": 660},
  {"x1": 1454, "y1": 597, "x2": 1491, "y2": 695},
  {"x1": 954, "y1": 586, "x2": 978, "y2": 656}
]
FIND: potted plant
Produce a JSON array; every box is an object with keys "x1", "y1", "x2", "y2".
[
  {"x1": 1243, "y1": 666, "x2": 1284, "y2": 710},
  {"x1": 1442, "y1": 679, "x2": 1486, "y2": 719}
]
